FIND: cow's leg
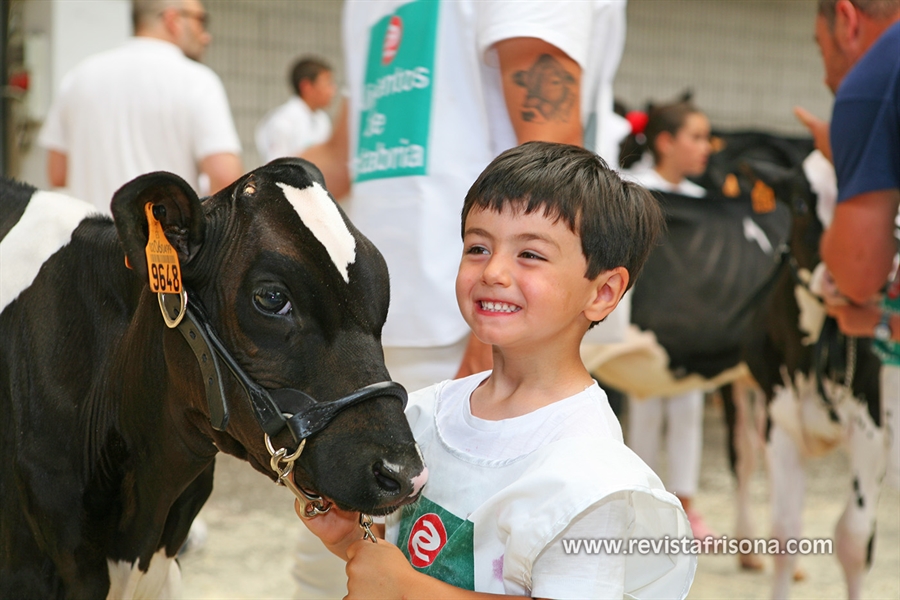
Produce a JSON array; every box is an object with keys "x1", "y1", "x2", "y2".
[
  {"x1": 766, "y1": 422, "x2": 806, "y2": 599},
  {"x1": 731, "y1": 380, "x2": 764, "y2": 570},
  {"x1": 882, "y1": 364, "x2": 900, "y2": 491},
  {"x1": 835, "y1": 399, "x2": 885, "y2": 600}
]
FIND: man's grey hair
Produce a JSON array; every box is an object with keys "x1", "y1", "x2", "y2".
[
  {"x1": 817, "y1": 0, "x2": 900, "y2": 27},
  {"x1": 132, "y1": 0, "x2": 184, "y2": 31}
]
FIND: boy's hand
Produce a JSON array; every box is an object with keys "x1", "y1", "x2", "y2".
[
  {"x1": 345, "y1": 538, "x2": 416, "y2": 600},
  {"x1": 295, "y1": 499, "x2": 360, "y2": 560}
]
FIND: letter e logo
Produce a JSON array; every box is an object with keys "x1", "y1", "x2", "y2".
[
  {"x1": 382, "y1": 15, "x2": 402, "y2": 65},
  {"x1": 408, "y1": 513, "x2": 447, "y2": 568}
]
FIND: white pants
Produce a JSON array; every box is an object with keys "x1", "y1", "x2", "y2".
[
  {"x1": 884, "y1": 364, "x2": 900, "y2": 490},
  {"x1": 626, "y1": 389, "x2": 704, "y2": 498},
  {"x1": 292, "y1": 336, "x2": 468, "y2": 599}
]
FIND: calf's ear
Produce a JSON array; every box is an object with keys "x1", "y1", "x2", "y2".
[{"x1": 111, "y1": 171, "x2": 206, "y2": 284}]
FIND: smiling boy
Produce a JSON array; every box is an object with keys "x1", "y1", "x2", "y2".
[{"x1": 301, "y1": 142, "x2": 696, "y2": 599}]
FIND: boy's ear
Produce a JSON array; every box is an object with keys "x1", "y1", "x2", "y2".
[{"x1": 585, "y1": 267, "x2": 629, "y2": 323}]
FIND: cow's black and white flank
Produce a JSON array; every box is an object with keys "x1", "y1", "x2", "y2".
[
  {"x1": 592, "y1": 132, "x2": 886, "y2": 600},
  {"x1": 0, "y1": 159, "x2": 426, "y2": 599}
]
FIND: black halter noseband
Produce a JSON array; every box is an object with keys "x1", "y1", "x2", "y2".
[{"x1": 159, "y1": 291, "x2": 407, "y2": 444}]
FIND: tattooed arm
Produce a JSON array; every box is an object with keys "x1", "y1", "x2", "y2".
[{"x1": 495, "y1": 37, "x2": 583, "y2": 146}]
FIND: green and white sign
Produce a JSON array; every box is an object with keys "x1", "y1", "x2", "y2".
[
  {"x1": 354, "y1": 0, "x2": 439, "y2": 182},
  {"x1": 397, "y1": 496, "x2": 475, "y2": 590}
]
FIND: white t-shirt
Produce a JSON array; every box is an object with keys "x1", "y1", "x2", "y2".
[
  {"x1": 39, "y1": 38, "x2": 241, "y2": 213},
  {"x1": 623, "y1": 164, "x2": 708, "y2": 198},
  {"x1": 386, "y1": 372, "x2": 697, "y2": 599},
  {"x1": 255, "y1": 96, "x2": 333, "y2": 164},
  {"x1": 342, "y1": 0, "x2": 630, "y2": 348}
]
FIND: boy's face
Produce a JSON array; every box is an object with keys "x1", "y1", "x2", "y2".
[
  {"x1": 456, "y1": 205, "x2": 612, "y2": 350},
  {"x1": 302, "y1": 71, "x2": 337, "y2": 111}
]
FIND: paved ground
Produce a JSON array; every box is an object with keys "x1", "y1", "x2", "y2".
[{"x1": 180, "y1": 398, "x2": 900, "y2": 599}]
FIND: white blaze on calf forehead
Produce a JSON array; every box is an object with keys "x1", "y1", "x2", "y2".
[
  {"x1": 0, "y1": 191, "x2": 96, "y2": 312},
  {"x1": 277, "y1": 181, "x2": 356, "y2": 283}
]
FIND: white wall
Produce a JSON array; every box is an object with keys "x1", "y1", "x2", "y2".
[
  {"x1": 15, "y1": 0, "x2": 130, "y2": 188},
  {"x1": 614, "y1": 0, "x2": 833, "y2": 134},
  {"x1": 203, "y1": 0, "x2": 344, "y2": 170}
]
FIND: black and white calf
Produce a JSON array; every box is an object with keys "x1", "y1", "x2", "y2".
[
  {"x1": 0, "y1": 159, "x2": 427, "y2": 599},
  {"x1": 592, "y1": 132, "x2": 887, "y2": 599}
]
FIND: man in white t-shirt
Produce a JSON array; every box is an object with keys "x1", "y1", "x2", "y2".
[
  {"x1": 305, "y1": 0, "x2": 631, "y2": 392},
  {"x1": 295, "y1": 2, "x2": 632, "y2": 597},
  {"x1": 255, "y1": 56, "x2": 336, "y2": 164},
  {"x1": 38, "y1": 0, "x2": 242, "y2": 213}
]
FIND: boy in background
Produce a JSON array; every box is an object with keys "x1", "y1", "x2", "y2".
[{"x1": 256, "y1": 56, "x2": 336, "y2": 163}]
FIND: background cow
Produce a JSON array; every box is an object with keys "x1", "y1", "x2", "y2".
[
  {"x1": 0, "y1": 159, "x2": 426, "y2": 598},
  {"x1": 591, "y1": 131, "x2": 886, "y2": 599}
]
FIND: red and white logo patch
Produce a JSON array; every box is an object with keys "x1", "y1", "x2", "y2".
[
  {"x1": 408, "y1": 512, "x2": 447, "y2": 568},
  {"x1": 382, "y1": 15, "x2": 403, "y2": 65}
]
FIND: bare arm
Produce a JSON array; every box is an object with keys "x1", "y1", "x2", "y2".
[
  {"x1": 301, "y1": 100, "x2": 351, "y2": 200},
  {"x1": 47, "y1": 150, "x2": 68, "y2": 188},
  {"x1": 200, "y1": 152, "x2": 243, "y2": 195},
  {"x1": 495, "y1": 37, "x2": 583, "y2": 146},
  {"x1": 820, "y1": 189, "x2": 900, "y2": 303},
  {"x1": 298, "y1": 502, "x2": 539, "y2": 599},
  {"x1": 344, "y1": 538, "x2": 537, "y2": 600}
]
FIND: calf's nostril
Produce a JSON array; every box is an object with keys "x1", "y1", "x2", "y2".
[{"x1": 372, "y1": 461, "x2": 402, "y2": 493}]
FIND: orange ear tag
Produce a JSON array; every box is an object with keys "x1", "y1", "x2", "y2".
[
  {"x1": 144, "y1": 203, "x2": 183, "y2": 294},
  {"x1": 722, "y1": 173, "x2": 741, "y2": 198},
  {"x1": 751, "y1": 180, "x2": 776, "y2": 213}
]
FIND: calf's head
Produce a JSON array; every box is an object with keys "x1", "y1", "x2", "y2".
[{"x1": 111, "y1": 158, "x2": 426, "y2": 515}]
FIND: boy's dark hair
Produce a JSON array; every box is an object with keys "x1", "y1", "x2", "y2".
[
  {"x1": 462, "y1": 141, "x2": 663, "y2": 292},
  {"x1": 290, "y1": 56, "x2": 332, "y2": 96}
]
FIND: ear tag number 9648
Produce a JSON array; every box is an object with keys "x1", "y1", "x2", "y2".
[{"x1": 144, "y1": 203, "x2": 182, "y2": 294}]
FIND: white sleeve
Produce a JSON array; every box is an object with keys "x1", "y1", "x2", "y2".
[
  {"x1": 191, "y1": 70, "x2": 242, "y2": 159},
  {"x1": 474, "y1": 0, "x2": 594, "y2": 67},
  {"x1": 255, "y1": 109, "x2": 294, "y2": 164},
  {"x1": 37, "y1": 72, "x2": 76, "y2": 152},
  {"x1": 530, "y1": 494, "x2": 633, "y2": 600}
]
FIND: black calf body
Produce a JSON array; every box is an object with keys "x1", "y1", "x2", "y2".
[{"x1": 0, "y1": 159, "x2": 424, "y2": 598}]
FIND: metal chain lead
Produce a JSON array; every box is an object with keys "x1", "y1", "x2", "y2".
[
  {"x1": 264, "y1": 434, "x2": 372, "y2": 536},
  {"x1": 359, "y1": 513, "x2": 377, "y2": 543},
  {"x1": 264, "y1": 434, "x2": 332, "y2": 517},
  {"x1": 844, "y1": 336, "x2": 856, "y2": 391}
]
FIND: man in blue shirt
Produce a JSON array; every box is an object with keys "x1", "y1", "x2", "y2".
[{"x1": 799, "y1": 0, "x2": 900, "y2": 486}]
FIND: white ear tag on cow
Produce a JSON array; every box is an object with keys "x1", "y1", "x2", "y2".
[
  {"x1": 277, "y1": 182, "x2": 356, "y2": 283},
  {"x1": 144, "y1": 203, "x2": 183, "y2": 294}
]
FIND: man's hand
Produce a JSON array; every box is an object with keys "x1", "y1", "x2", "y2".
[
  {"x1": 825, "y1": 301, "x2": 883, "y2": 338},
  {"x1": 794, "y1": 106, "x2": 832, "y2": 163}
]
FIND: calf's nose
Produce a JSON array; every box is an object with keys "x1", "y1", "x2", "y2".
[
  {"x1": 372, "y1": 460, "x2": 402, "y2": 493},
  {"x1": 372, "y1": 460, "x2": 429, "y2": 498}
]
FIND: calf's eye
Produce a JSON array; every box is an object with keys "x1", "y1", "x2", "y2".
[{"x1": 254, "y1": 289, "x2": 292, "y2": 316}]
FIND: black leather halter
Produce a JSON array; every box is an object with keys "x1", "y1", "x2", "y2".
[{"x1": 159, "y1": 292, "x2": 407, "y2": 444}]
